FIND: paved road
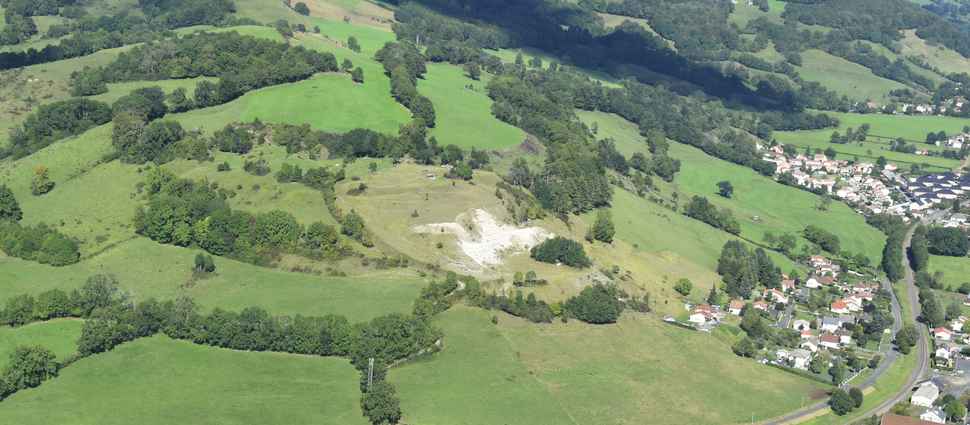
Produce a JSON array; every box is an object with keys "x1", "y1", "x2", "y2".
[
  {"x1": 851, "y1": 225, "x2": 931, "y2": 421},
  {"x1": 762, "y1": 226, "x2": 929, "y2": 425}
]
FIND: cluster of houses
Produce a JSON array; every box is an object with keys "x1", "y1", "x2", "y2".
[
  {"x1": 932, "y1": 133, "x2": 968, "y2": 150},
  {"x1": 761, "y1": 146, "x2": 907, "y2": 214},
  {"x1": 904, "y1": 172, "x2": 970, "y2": 213},
  {"x1": 760, "y1": 142, "x2": 970, "y2": 223},
  {"x1": 931, "y1": 315, "x2": 970, "y2": 369}
]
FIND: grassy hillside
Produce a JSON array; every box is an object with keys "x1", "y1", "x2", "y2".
[
  {"x1": 0, "y1": 237, "x2": 425, "y2": 322},
  {"x1": 0, "y1": 335, "x2": 368, "y2": 425},
  {"x1": 422, "y1": 63, "x2": 526, "y2": 149},
  {"x1": 579, "y1": 111, "x2": 886, "y2": 263},
  {"x1": 900, "y1": 29, "x2": 970, "y2": 76},
  {"x1": 794, "y1": 50, "x2": 909, "y2": 103},
  {"x1": 0, "y1": 319, "x2": 83, "y2": 369},
  {"x1": 928, "y1": 255, "x2": 970, "y2": 291},
  {"x1": 391, "y1": 307, "x2": 827, "y2": 425}
]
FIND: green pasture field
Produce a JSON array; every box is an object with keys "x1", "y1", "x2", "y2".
[
  {"x1": 0, "y1": 237, "x2": 425, "y2": 323},
  {"x1": 0, "y1": 335, "x2": 368, "y2": 425},
  {"x1": 422, "y1": 63, "x2": 526, "y2": 150},
  {"x1": 604, "y1": 188, "x2": 802, "y2": 313},
  {"x1": 929, "y1": 254, "x2": 970, "y2": 292},
  {"x1": 577, "y1": 111, "x2": 886, "y2": 264},
  {"x1": 666, "y1": 141, "x2": 886, "y2": 263},
  {"x1": 794, "y1": 49, "x2": 909, "y2": 103},
  {"x1": 579, "y1": 110, "x2": 649, "y2": 157},
  {"x1": 774, "y1": 112, "x2": 967, "y2": 171},
  {"x1": 392, "y1": 306, "x2": 828, "y2": 425},
  {"x1": 0, "y1": 319, "x2": 83, "y2": 369},
  {"x1": 901, "y1": 30, "x2": 970, "y2": 76},
  {"x1": 0, "y1": 45, "x2": 132, "y2": 146}
]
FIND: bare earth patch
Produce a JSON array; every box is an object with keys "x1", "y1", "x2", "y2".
[{"x1": 413, "y1": 209, "x2": 552, "y2": 269}]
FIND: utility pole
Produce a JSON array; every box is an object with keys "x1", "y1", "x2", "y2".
[{"x1": 367, "y1": 358, "x2": 375, "y2": 392}]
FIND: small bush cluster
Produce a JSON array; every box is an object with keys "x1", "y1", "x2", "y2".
[{"x1": 530, "y1": 237, "x2": 591, "y2": 268}]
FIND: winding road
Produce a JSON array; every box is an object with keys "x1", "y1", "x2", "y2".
[
  {"x1": 762, "y1": 225, "x2": 931, "y2": 424},
  {"x1": 851, "y1": 225, "x2": 931, "y2": 421}
]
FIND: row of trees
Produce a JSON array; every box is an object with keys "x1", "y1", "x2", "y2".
[
  {"x1": 4, "y1": 98, "x2": 112, "y2": 160},
  {"x1": 685, "y1": 196, "x2": 741, "y2": 235},
  {"x1": 72, "y1": 32, "x2": 338, "y2": 99},
  {"x1": 0, "y1": 272, "x2": 446, "y2": 424},
  {"x1": 803, "y1": 225, "x2": 841, "y2": 254},
  {"x1": 375, "y1": 42, "x2": 436, "y2": 127},
  {"x1": 0, "y1": 0, "x2": 243, "y2": 70}
]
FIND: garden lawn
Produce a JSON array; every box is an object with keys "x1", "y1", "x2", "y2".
[
  {"x1": 0, "y1": 319, "x2": 83, "y2": 369},
  {"x1": 391, "y1": 306, "x2": 828, "y2": 425},
  {"x1": 422, "y1": 63, "x2": 525, "y2": 150},
  {"x1": 0, "y1": 237, "x2": 425, "y2": 323},
  {"x1": 0, "y1": 335, "x2": 368, "y2": 425}
]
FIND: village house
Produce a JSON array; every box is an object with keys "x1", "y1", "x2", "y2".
[
  {"x1": 763, "y1": 288, "x2": 789, "y2": 305},
  {"x1": 753, "y1": 300, "x2": 769, "y2": 312},
  {"x1": 728, "y1": 299, "x2": 744, "y2": 316},
  {"x1": 933, "y1": 327, "x2": 953, "y2": 341},
  {"x1": 791, "y1": 349, "x2": 812, "y2": 370},
  {"x1": 819, "y1": 333, "x2": 841, "y2": 350},
  {"x1": 820, "y1": 316, "x2": 853, "y2": 333},
  {"x1": 830, "y1": 299, "x2": 851, "y2": 315},
  {"x1": 781, "y1": 278, "x2": 796, "y2": 292},
  {"x1": 920, "y1": 408, "x2": 946, "y2": 424},
  {"x1": 911, "y1": 381, "x2": 940, "y2": 407},
  {"x1": 688, "y1": 304, "x2": 717, "y2": 325},
  {"x1": 880, "y1": 413, "x2": 942, "y2": 425},
  {"x1": 791, "y1": 319, "x2": 811, "y2": 331}
]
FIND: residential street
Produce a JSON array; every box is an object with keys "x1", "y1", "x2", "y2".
[{"x1": 762, "y1": 226, "x2": 930, "y2": 425}]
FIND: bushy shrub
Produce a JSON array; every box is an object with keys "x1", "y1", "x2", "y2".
[
  {"x1": 564, "y1": 283, "x2": 624, "y2": 324},
  {"x1": 530, "y1": 237, "x2": 590, "y2": 268}
]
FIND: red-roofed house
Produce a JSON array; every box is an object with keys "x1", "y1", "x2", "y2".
[
  {"x1": 753, "y1": 300, "x2": 769, "y2": 311},
  {"x1": 934, "y1": 327, "x2": 953, "y2": 341},
  {"x1": 831, "y1": 299, "x2": 850, "y2": 315},
  {"x1": 728, "y1": 300, "x2": 744, "y2": 316},
  {"x1": 820, "y1": 333, "x2": 841, "y2": 350}
]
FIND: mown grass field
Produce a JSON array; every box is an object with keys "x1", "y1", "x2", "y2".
[
  {"x1": 422, "y1": 63, "x2": 525, "y2": 149},
  {"x1": 0, "y1": 335, "x2": 368, "y2": 425},
  {"x1": 794, "y1": 50, "x2": 908, "y2": 103},
  {"x1": 0, "y1": 319, "x2": 83, "y2": 369},
  {"x1": 391, "y1": 306, "x2": 827, "y2": 425},
  {"x1": 775, "y1": 112, "x2": 965, "y2": 171}
]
